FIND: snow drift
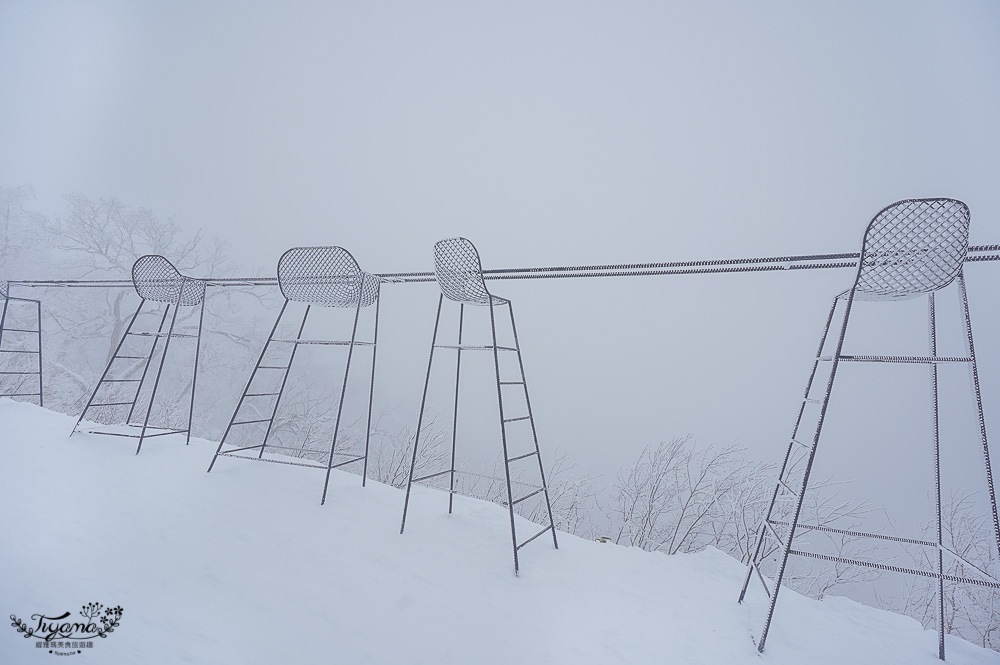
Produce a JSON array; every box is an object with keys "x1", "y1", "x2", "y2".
[{"x1": 1, "y1": 399, "x2": 996, "y2": 664}]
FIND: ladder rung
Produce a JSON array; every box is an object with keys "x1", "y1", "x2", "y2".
[
  {"x1": 790, "y1": 437, "x2": 810, "y2": 450},
  {"x1": 218, "y1": 453, "x2": 326, "y2": 469},
  {"x1": 500, "y1": 381, "x2": 525, "y2": 385},
  {"x1": 0, "y1": 371, "x2": 39, "y2": 375},
  {"x1": 503, "y1": 415, "x2": 530, "y2": 423},
  {"x1": 0, "y1": 328, "x2": 38, "y2": 333},
  {"x1": 516, "y1": 525, "x2": 553, "y2": 551},
  {"x1": 330, "y1": 455, "x2": 365, "y2": 469},
  {"x1": 434, "y1": 344, "x2": 517, "y2": 352},
  {"x1": 803, "y1": 398, "x2": 821, "y2": 405},
  {"x1": 258, "y1": 365, "x2": 289, "y2": 370},
  {"x1": 412, "y1": 469, "x2": 453, "y2": 483},
  {"x1": 270, "y1": 338, "x2": 374, "y2": 346},
  {"x1": 508, "y1": 451, "x2": 538, "y2": 462},
  {"x1": 127, "y1": 332, "x2": 199, "y2": 339},
  {"x1": 0, "y1": 349, "x2": 38, "y2": 354},
  {"x1": 217, "y1": 443, "x2": 265, "y2": 455},
  {"x1": 245, "y1": 392, "x2": 280, "y2": 397},
  {"x1": 115, "y1": 355, "x2": 148, "y2": 360},
  {"x1": 139, "y1": 428, "x2": 189, "y2": 438},
  {"x1": 1, "y1": 392, "x2": 41, "y2": 397},
  {"x1": 231, "y1": 418, "x2": 271, "y2": 426},
  {"x1": 512, "y1": 487, "x2": 545, "y2": 505},
  {"x1": 102, "y1": 378, "x2": 142, "y2": 383},
  {"x1": 88, "y1": 402, "x2": 134, "y2": 408}
]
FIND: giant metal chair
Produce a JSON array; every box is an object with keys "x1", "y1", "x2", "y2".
[
  {"x1": 0, "y1": 280, "x2": 43, "y2": 405},
  {"x1": 72, "y1": 255, "x2": 207, "y2": 453},
  {"x1": 738, "y1": 199, "x2": 1000, "y2": 659},
  {"x1": 400, "y1": 237, "x2": 558, "y2": 574},
  {"x1": 207, "y1": 246, "x2": 380, "y2": 505}
]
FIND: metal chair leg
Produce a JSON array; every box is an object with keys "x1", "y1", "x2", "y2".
[
  {"x1": 362, "y1": 295, "x2": 380, "y2": 487},
  {"x1": 321, "y1": 296, "x2": 364, "y2": 505},
  {"x1": 135, "y1": 292, "x2": 183, "y2": 454},
  {"x1": 507, "y1": 302, "x2": 558, "y2": 550},
  {"x1": 126, "y1": 304, "x2": 171, "y2": 425},
  {"x1": 35, "y1": 299, "x2": 43, "y2": 407},
  {"x1": 449, "y1": 303, "x2": 464, "y2": 513},
  {"x1": 752, "y1": 289, "x2": 858, "y2": 653},
  {"x1": 258, "y1": 305, "x2": 310, "y2": 459},
  {"x1": 185, "y1": 297, "x2": 207, "y2": 445},
  {"x1": 72, "y1": 300, "x2": 145, "y2": 436},
  {"x1": 401, "y1": 294, "x2": 444, "y2": 535},
  {"x1": 958, "y1": 273, "x2": 1000, "y2": 559},
  {"x1": 489, "y1": 299, "x2": 521, "y2": 574}
]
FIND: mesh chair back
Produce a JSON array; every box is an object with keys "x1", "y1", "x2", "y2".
[
  {"x1": 853, "y1": 198, "x2": 970, "y2": 301},
  {"x1": 434, "y1": 237, "x2": 498, "y2": 305},
  {"x1": 277, "y1": 246, "x2": 379, "y2": 308},
  {"x1": 132, "y1": 255, "x2": 206, "y2": 306}
]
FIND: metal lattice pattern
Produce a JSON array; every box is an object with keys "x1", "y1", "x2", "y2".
[
  {"x1": 433, "y1": 237, "x2": 506, "y2": 306},
  {"x1": 277, "y1": 246, "x2": 379, "y2": 308},
  {"x1": 854, "y1": 198, "x2": 970, "y2": 301},
  {"x1": 132, "y1": 255, "x2": 206, "y2": 306}
]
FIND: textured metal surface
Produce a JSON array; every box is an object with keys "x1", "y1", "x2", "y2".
[
  {"x1": 433, "y1": 237, "x2": 506, "y2": 305},
  {"x1": 740, "y1": 199, "x2": 999, "y2": 661},
  {"x1": 72, "y1": 265, "x2": 206, "y2": 452},
  {"x1": 0, "y1": 289, "x2": 44, "y2": 406},
  {"x1": 402, "y1": 243, "x2": 557, "y2": 573},
  {"x1": 132, "y1": 255, "x2": 207, "y2": 306},
  {"x1": 209, "y1": 248, "x2": 380, "y2": 504},
  {"x1": 854, "y1": 198, "x2": 970, "y2": 301},
  {"x1": 277, "y1": 246, "x2": 379, "y2": 308}
]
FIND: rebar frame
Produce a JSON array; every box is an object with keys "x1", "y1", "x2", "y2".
[
  {"x1": 206, "y1": 246, "x2": 380, "y2": 505},
  {"x1": 71, "y1": 255, "x2": 207, "y2": 453},
  {"x1": 0, "y1": 280, "x2": 44, "y2": 406},
  {"x1": 400, "y1": 237, "x2": 558, "y2": 574},
  {"x1": 738, "y1": 199, "x2": 1000, "y2": 660}
]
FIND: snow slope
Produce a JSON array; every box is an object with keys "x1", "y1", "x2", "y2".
[{"x1": 1, "y1": 399, "x2": 996, "y2": 665}]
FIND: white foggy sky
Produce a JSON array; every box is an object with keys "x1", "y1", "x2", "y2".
[{"x1": 2, "y1": 1, "x2": 1000, "y2": 534}]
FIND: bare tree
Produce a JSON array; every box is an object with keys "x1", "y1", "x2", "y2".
[
  {"x1": 606, "y1": 436, "x2": 744, "y2": 554},
  {"x1": 601, "y1": 435, "x2": 880, "y2": 598},
  {"x1": 887, "y1": 491, "x2": 1000, "y2": 651}
]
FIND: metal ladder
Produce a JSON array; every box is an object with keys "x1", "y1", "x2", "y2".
[
  {"x1": 207, "y1": 246, "x2": 381, "y2": 506},
  {"x1": 738, "y1": 199, "x2": 1000, "y2": 661},
  {"x1": 0, "y1": 285, "x2": 43, "y2": 406},
  {"x1": 72, "y1": 298, "x2": 203, "y2": 453},
  {"x1": 400, "y1": 238, "x2": 559, "y2": 575}
]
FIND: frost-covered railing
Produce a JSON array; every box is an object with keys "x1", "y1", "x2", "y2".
[{"x1": 6, "y1": 244, "x2": 1000, "y2": 289}]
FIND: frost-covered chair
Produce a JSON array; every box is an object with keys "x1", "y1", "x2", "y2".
[
  {"x1": 207, "y1": 246, "x2": 380, "y2": 506},
  {"x1": 72, "y1": 255, "x2": 207, "y2": 453},
  {"x1": 739, "y1": 199, "x2": 1000, "y2": 660},
  {"x1": 0, "y1": 280, "x2": 44, "y2": 405},
  {"x1": 399, "y1": 237, "x2": 558, "y2": 574}
]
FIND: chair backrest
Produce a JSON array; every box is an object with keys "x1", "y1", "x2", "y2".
[
  {"x1": 132, "y1": 255, "x2": 206, "y2": 306},
  {"x1": 433, "y1": 237, "x2": 496, "y2": 305},
  {"x1": 853, "y1": 198, "x2": 970, "y2": 301},
  {"x1": 277, "y1": 246, "x2": 379, "y2": 308}
]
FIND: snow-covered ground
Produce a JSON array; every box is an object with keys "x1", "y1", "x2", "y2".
[{"x1": 1, "y1": 399, "x2": 996, "y2": 665}]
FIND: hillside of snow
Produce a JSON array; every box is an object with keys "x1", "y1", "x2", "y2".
[{"x1": 1, "y1": 399, "x2": 997, "y2": 665}]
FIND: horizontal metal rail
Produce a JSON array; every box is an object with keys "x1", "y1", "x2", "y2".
[
  {"x1": 7, "y1": 245, "x2": 999, "y2": 289},
  {"x1": 788, "y1": 549, "x2": 1000, "y2": 589}
]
